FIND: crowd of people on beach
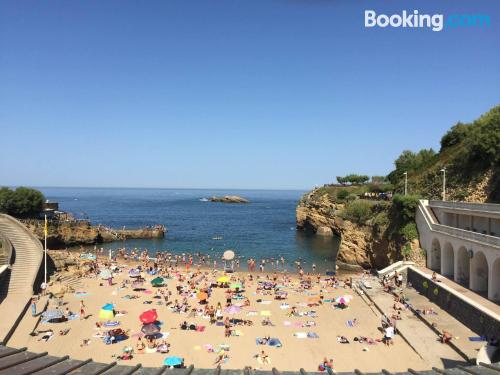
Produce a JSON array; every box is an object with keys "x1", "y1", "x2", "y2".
[{"x1": 30, "y1": 245, "x2": 499, "y2": 371}]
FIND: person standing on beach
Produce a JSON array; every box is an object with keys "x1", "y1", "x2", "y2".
[
  {"x1": 31, "y1": 297, "x2": 37, "y2": 317},
  {"x1": 80, "y1": 300, "x2": 86, "y2": 320},
  {"x1": 40, "y1": 281, "x2": 48, "y2": 296}
]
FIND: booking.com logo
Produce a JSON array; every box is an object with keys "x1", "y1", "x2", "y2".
[{"x1": 365, "y1": 10, "x2": 491, "y2": 31}]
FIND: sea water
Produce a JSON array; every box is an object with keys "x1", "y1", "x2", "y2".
[{"x1": 39, "y1": 187, "x2": 340, "y2": 272}]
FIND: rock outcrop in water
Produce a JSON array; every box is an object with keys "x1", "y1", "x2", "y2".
[
  {"x1": 296, "y1": 189, "x2": 422, "y2": 270},
  {"x1": 23, "y1": 219, "x2": 166, "y2": 249},
  {"x1": 209, "y1": 195, "x2": 249, "y2": 203}
]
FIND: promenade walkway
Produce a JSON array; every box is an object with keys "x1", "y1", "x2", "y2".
[
  {"x1": 415, "y1": 266, "x2": 500, "y2": 314},
  {"x1": 0, "y1": 214, "x2": 43, "y2": 344},
  {"x1": 363, "y1": 277, "x2": 469, "y2": 368}
]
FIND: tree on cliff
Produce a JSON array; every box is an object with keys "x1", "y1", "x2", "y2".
[{"x1": 0, "y1": 187, "x2": 45, "y2": 218}]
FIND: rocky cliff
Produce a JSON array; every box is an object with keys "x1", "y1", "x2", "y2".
[
  {"x1": 24, "y1": 220, "x2": 166, "y2": 249},
  {"x1": 296, "y1": 190, "x2": 423, "y2": 270}
]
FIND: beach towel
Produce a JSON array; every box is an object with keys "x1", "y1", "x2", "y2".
[
  {"x1": 74, "y1": 292, "x2": 89, "y2": 297},
  {"x1": 161, "y1": 332, "x2": 170, "y2": 338},
  {"x1": 346, "y1": 320, "x2": 356, "y2": 328},
  {"x1": 294, "y1": 332, "x2": 307, "y2": 339},
  {"x1": 260, "y1": 301, "x2": 272, "y2": 305},
  {"x1": 469, "y1": 336, "x2": 487, "y2": 342},
  {"x1": 216, "y1": 322, "x2": 224, "y2": 327},
  {"x1": 196, "y1": 326, "x2": 206, "y2": 332},
  {"x1": 104, "y1": 321, "x2": 120, "y2": 327},
  {"x1": 280, "y1": 304, "x2": 290, "y2": 310},
  {"x1": 232, "y1": 330, "x2": 243, "y2": 336},
  {"x1": 283, "y1": 321, "x2": 291, "y2": 327},
  {"x1": 247, "y1": 311, "x2": 258, "y2": 316},
  {"x1": 307, "y1": 332, "x2": 319, "y2": 339}
]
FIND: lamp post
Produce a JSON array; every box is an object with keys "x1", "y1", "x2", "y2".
[
  {"x1": 440, "y1": 168, "x2": 446, "y2": 201},
  {"x1": 403, "y1": 171, "x2": 408, "y2": 196}
]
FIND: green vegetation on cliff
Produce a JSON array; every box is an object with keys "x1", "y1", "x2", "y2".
[
  {"x1": 297, "y1": 106, "x2": 499, "y2": 268},
  {"x1": 388, "y1": 105, "x2": 500, "y2": 202},
  {"x1": 0, "y1": 187, "x2": 45, "y2": 218}
]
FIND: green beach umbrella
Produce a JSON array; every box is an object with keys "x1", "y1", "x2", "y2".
[
  {"x1": 151, "y1": 277, "x2": 164, "y2": 286},
  {"x1": 230, "y1": 283, "x2": 242, "y2": 290}
]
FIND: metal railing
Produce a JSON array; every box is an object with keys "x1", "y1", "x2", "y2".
[
  {"x1": 419, "y1": 200, "x2": 500, "y2": 248},
  {"x1": 429, "y1": 200, "x2": 500, "y2": 214}
]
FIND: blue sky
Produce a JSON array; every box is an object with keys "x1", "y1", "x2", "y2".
[{"x1": 1, "y1": 0, "x2": 499, "y2": 190}]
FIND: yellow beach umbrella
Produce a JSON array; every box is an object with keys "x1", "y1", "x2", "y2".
[
  {"x1": 217, "y1": 276, "x2": 230, "y2": 283},
  {"x1": 99, "y1": 309, "x2": 114, "y2": 320}
]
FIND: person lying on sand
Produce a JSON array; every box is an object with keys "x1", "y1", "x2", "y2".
[
  {"x1": 439, "y1": 330, "x2": 452, "y2": 344},
  {"x1": 214, "y1": 350, "x2": 228, "y2": 366},
  {"x1": 257, "y1": 350, "x2": 270, "y2": 364},
  {"x1": 336, "y1": 335, "x2": 349, "y2": 344},
  {"x1": 38, "y1": 330, "x2": 54, "y2": 342}
]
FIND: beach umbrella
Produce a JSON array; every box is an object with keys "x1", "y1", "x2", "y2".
[
  {"x1": 102, "y1": 303, "x2": 114, "y2": 311},
  {"x1": 99, "y1": 309, "x2": 114, "y2": 320},
  {"x1": 217, "y1": 276, "x2": 229, "y2": 283},
  {"x1": 223, "y1": 250, "x2": 235, "y2": 261},
  {"x1": 129, "y1": 269, "x2": 141, "y2": 278},
  {"x1": 197, "y1": 292, "x2": 208, "y2": 301},
  {"x1": 99, "y1": 269, "x2": 112, "y2": 280},
  {"x1": 151, "y1": 277, "x2": 164, "y2": 286},
  {"x1": 225, "y1": 305, "x2": 242, "y2": 315},
  {"x1": 164, "y1": 356, "x2": 183, "y2": 366},
  {"x1": 141, "y1": 323, "x2": 160, "y2": 336},
  {"x1": 335, "y1": 297, "x2": 347, "y2": 305},
  {"x1": 326, "y1": 271, "x2": 336, "y2": 276},
  {"x1": 139, "y1": 309, "x2": 158, "y2": 324},
  {"x1": 230, "y1": 283, "x2": 242, "y2": 290}
]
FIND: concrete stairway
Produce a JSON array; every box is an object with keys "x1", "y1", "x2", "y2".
[{"x1": 0, "y1": 214, "x2": 43, "y2": 344}]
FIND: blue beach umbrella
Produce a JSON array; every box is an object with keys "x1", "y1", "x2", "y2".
[
  {"x1": 129, "y1": 269, "x2": 141, "y2": 278},
  {"x1": 164, "y1": 356, "x2": 183, "y2": 366},
  {"x1": 102, "y1": 303, "x2": 114, "y2": 311},
  {"x1": 99, "y1": 269, "x2": 112, "y2": 279}
]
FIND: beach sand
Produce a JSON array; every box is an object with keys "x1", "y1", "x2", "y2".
[{"x1": 18, "y1": 261, "x2": 429, "y2": 372}]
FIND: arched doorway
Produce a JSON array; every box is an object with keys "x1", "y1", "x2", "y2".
[
  {"x1": 455, "y1": 246, "x2": 470, "y2": 286},
  {"x1": 490, "y1": 258, "x2": 500, "y2": 302},
  {"x1": 441, "y1": 242, "x2": 454, "y2": 277},
  {"x1": 430, "y1": 238, "x2": 441, "y2": 272},
  {"x1": 470, "y1": 251, "x2": 488, "y2": 293}
]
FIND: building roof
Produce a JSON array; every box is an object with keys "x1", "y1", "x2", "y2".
[{"x1": 0, "y1": 345, "x2": 499, "y2": 375}]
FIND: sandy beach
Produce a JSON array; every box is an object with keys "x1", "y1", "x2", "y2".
[{"x1": 18, "y1": 258, "x2": 429, "y2": 372}]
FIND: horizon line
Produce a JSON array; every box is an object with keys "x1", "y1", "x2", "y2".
[{"x1": 6, "y1": 185, "x2": 312, "y2": 192}]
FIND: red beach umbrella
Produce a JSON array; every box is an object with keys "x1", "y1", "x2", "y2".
[{"x1": 139, "y1": 309, "x2": 158, "y2": 324}]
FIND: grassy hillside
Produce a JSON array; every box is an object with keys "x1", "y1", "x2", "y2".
[{"x1": 387, "y1": 105, "x2": 500, "y2": 203}]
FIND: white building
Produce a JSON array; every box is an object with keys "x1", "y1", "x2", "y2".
[{"x1": 416, "y1": 200, "x2": 500, "y2": 302}]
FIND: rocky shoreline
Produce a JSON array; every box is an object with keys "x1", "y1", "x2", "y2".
[
  {"x1": 296, "y1": 189, "x2": 423, "y2": 270},
  {"x1": 23, "y1": 219, "x2": 166, "y2": 249}
]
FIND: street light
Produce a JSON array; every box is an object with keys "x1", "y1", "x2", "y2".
[
  {"x1": 403, "y1": 171, "x2": 408, "y2": 196},
  {"x1": 440, "y1": 168, "x2": 446, "y2": 201}
]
